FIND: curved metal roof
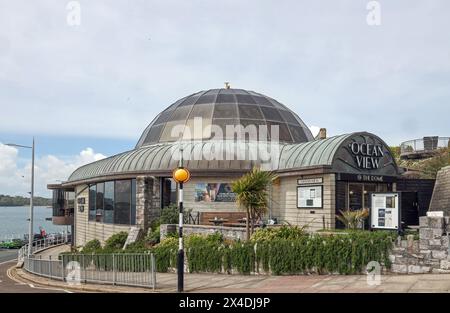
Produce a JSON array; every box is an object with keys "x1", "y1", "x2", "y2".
[
  {"x1": 278, "y1": 133, "x2": 350, "y2": 170},
  {"x1": 135, "y1": 88, "x2": 314, "y2": 147},
  {"x1": 67, "y1": 134, "x2": 359, "y2": 184}
]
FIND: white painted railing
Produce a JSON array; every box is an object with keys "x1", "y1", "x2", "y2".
[
  {"x1": 23, "y1": 253, "x2": 156, "y2": 289},
  {"x1": 19, "y1": 234, "x2": 156, "y2": 289},
  {"x1": 18, "y1": 232, "x2": 70, "y2": 262}
]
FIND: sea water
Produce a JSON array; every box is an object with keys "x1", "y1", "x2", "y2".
[{"x1": 0, "y1": 206, "x2": 67, "y2": 240}]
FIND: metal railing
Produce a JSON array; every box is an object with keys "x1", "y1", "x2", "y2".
[
  {"x1": 400, "y1": 137, "x2": 450, "y2": 157},
  {"x1": 185, "y1": 211, "x2": 200, "y2": 225},
  {"x1": 23, "y1": 253, "x2": 156, "y2": 289},
  {"x1": 24, "y1": 256, "x2": 65, "y2": 281},
  {"x1": 61, "y1": 253, "x2": 156, "y2": 289},
  {"x1": 18, "y1": 233, "x2": 70, "y2": 262}
]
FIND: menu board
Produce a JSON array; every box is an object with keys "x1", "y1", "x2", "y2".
[
  {"x1": 370, "y1": 193, "x2": 400, "y2": 230},
  {"x1": 297, "y1": 185, "x2": 322, "y2": 208}
]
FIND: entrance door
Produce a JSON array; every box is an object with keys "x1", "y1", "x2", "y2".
[
  {"x1": 348, "y1": 184, "x2": 363, "y2": 211},
  {"x1": 401, "y1": 192, "x2": 419, "y2": 226},
  {"x1": 336, "y1": 182, "x2": 393, "y2": 229}
]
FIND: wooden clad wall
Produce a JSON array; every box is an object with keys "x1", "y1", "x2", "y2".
[{"x1": 275, "y1": 174, "x2": 336, "y2": 231}]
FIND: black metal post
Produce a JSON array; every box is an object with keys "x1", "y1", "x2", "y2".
[{"x1": 177, "y1": 181, "x2": 184, "y2": 292}]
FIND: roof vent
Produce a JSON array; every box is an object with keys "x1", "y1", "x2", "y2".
[{"x1": 224, "y1": 82, "x2": 231, "y2": 89}]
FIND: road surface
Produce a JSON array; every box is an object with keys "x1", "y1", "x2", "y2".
[{"x1": 0, "y1": 249, "x2": 71, "y2": 293}]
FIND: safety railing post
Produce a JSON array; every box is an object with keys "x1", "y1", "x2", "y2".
[
  {"x1": 112, "y1": 254, "x2": 116, "y2": 285},
  {"x1": 151, "y1": 253, "x2": 156, "y2": 290}
]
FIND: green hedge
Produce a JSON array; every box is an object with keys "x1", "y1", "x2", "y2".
[
  {"x1": 150, "y1": 231, "x2": 394, "y2": 275},
  {"x1": 65, "y1": 228, "x2": 394, "y2": 276}
]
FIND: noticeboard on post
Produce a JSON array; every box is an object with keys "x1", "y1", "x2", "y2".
[{"x1": 370, "y1": 192, "x2": 400, "y2": 230}]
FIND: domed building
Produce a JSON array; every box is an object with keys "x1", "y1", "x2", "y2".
[{"x1": 50, "y1": 86, "x2": 427, "y2": 246}]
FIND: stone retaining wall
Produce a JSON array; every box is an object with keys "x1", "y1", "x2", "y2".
[
  {"x1": 390, "y1": 216, "x2": 450, "y2": 274},
  {"x1": 429, "y1": 165, "x2": 450, "y2": 215},
  {"x1": 160, "y1": 224, "x2": 247, "y2": 241}
]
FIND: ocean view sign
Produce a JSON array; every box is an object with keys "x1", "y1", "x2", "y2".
[
  {"x1": 350, "y1": 142, "x2": 384, "y2": 170},
  {"x1": 194, "y1": 183, "x2": 236, "y2": 202}
]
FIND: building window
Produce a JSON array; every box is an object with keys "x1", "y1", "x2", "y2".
[
  {"x1": 114, "y1": 180, "x2": 131, "y2": 225},
  {"x1": 161, "y1": 177, "x2": 177, "y2": 208},
  {"x1": 89, "y1": 184, "x2": 96, "y2": 221},
  {"x1": 96, "y1": 182, "x2": 104, "y2": 223},
  {"x1": 52, "y1": 189, "x2": 65, "y2": 217},
  {"x1": 130, "y1": 179, "x2": 136, "y2": 225},
  {"x1": 88, "y1": 179, "x2": 136, "y2": 225},
  {"x1": 104, "y1": 181, "x2": 114, "y2": 224}
]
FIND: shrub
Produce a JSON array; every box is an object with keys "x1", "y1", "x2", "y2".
[
  {"x1": 168, "y1": 231, "x2": 393, "y2": 275},
  {"x1": 151, "y1": 237, "x2": 178, "y2": 272},
  {"x1": 185, "y1": 234, "x2": 224, "y2": 273},
  {"x1": 82, "y1": 239, "x2": 102, "y2": 253},
  {"x1": 103, "y1": 232, "x2": 128, "y2": 252},
  {"x1": 145, "y1": 226, "x2": 161, "y2": 246},
  {"x1": 250, "y1": 225, "x2": 307, "y2": 242},
  {"x1": 160, "y1": 204, "x2": 179, "y2": 224},
  {"x1": 123, "y1": 240, "x2": 147, "y2": 253},
  {"x1": 336, "y1": 208, "x2": 369, "y2": 229}
]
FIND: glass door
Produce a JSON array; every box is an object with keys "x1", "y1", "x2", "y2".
[
  {"x1": 363, "y1": 184, "x2": 377, "y2": 209},
  {"x1": 348, "y1": 183, "x2": 363, "y2": 211}
]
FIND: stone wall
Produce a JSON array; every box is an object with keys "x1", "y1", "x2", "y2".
[
  {"x1": 136, "y1": 176, "x2": 161, "y2": 233},
  {"x1": 429, "y1": 165, "x2": 450, "y2": 215},
  {"x1": 160, "y1": 224, "x2": 247, "y2": 241},
  {"x1": 390, "y1": 216, "x2": 450, "y2": 274}
]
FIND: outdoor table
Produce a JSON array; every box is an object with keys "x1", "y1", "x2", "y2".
[{"x1": 209, "y1": 219, "x2": 228, "y2": 226}]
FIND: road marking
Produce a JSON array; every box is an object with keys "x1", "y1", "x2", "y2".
[
  {"x1": 0, "y1": 259, "x2": 17, "y2": 265},
  {"x1": 6, "y1": 265, "x2": 77, "y2": 293}
]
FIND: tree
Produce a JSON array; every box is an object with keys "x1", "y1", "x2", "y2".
[{"x1": 231, "y1": 167, "x2": 277, "y2": 240}]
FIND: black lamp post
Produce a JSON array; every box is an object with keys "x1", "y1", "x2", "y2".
[{"x1": 172, "y1": 147, "x2": 190, "y2": 292}]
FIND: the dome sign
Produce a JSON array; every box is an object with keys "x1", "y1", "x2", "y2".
[{"x1": 349, "y1": 142, "x2": 384, "y2": 170}]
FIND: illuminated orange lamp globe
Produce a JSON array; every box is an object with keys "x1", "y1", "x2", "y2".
[{"x1": 172, "y1": 167, "x2": 191, "y2": 184}]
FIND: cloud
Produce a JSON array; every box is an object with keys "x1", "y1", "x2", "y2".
[
  {"x1": 0, "y1": 144, "x2": 106, "y2": 197},
  {"x1": 0, "y1": 1, "x2": 449, "y2": 147}
]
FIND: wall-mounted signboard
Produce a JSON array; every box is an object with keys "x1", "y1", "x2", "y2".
[
  {"x1": 297, "y1": 185, "x2": 323, "y2": 208},
  {"x1": 297, "y1": 177, "x2": 323, "y2": 185},
  {"x1": 370, "y1": 192, "x2": 401, "y2": 230},
  {"x1": 195, "y1": 183, "x2": 236, "y2": 202}
]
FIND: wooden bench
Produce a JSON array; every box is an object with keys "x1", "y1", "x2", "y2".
[{"x1": 199, "y1": 212, "x2": 247, "y2": 227}]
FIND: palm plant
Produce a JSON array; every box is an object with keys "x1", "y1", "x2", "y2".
[
  {"x1": 336, "y1": 208, "x2": 369, "y2": 230},
  {"x1": 231, "y1": 167, "x2": 277, "y2": 240}
]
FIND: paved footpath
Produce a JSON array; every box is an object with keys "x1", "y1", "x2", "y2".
[
  {"x1": 156, "y1": 272, "x2": 450, "y2": 293},
  {"x1": 7, "y1": 246, "x2": 450, "y2": 293},
  {"x1": 13, "y1": 267, "x2": 450, "y2": 293}
]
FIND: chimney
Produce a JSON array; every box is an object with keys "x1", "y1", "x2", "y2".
[
  {"x1": 224, "y1": 82, "x2": 231, "y2": 89},
  {"x1": 318, "y1": 128, "x2": 327, "y2": 140}
]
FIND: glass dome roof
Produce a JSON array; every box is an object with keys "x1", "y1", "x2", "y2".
[{"x1": 136, "y1": 88, "x2": 313, "y2": 148}]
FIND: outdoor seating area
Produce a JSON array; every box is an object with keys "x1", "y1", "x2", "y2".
[{"x1": 199, "y1": 211, "x2": 247, "y2": 227}]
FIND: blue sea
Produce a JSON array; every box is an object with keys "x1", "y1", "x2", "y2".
[{"x1": 0, "y1": 206, "x2": 67, "y2": 241}]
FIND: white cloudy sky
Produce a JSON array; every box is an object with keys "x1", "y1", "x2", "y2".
[{"x1": 0, "y1": 0, "x2": 449, "y2": 197}]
